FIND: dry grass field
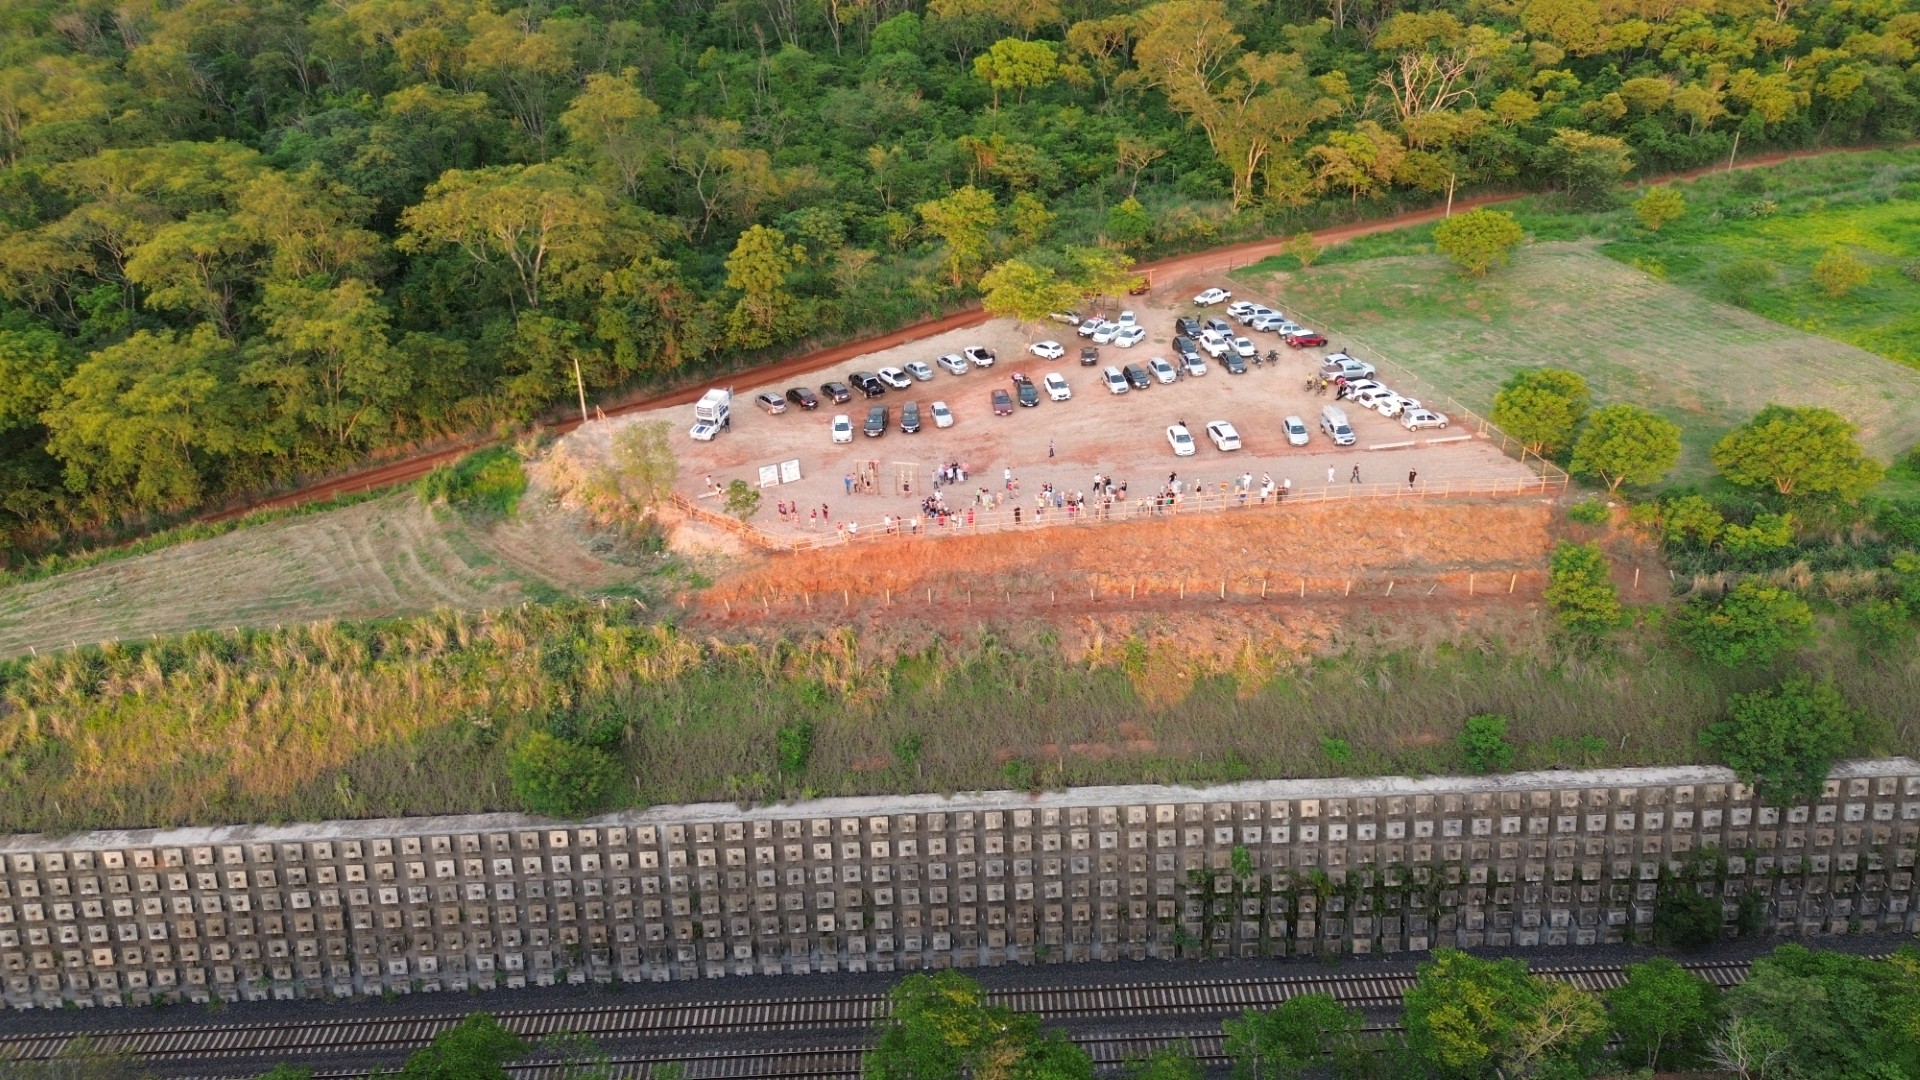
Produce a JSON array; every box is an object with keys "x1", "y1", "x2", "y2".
[
  {"x1": 0, "y1": 493, "x2": 647, "y2": 658},
  {"x1": 1238, "y1": 241, "x2": 1920, "y2": 483}
]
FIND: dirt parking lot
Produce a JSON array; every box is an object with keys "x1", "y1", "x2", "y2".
[{"x1": 572, "y1": 292, "x2": 1540, "y2": 537}]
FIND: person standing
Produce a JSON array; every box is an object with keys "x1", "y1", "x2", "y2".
[
  {"x1": 1048, "y1": 438, "x2": 1055, "y2": 458},
  {"x1": 1408, "y1": 469, "x2": 1418, "y2": 489},
  {"x1": 1350, "y1": 464, "x2": 1361, "y2": 484},
  {"x1": 843, "y1": 473, "x2": 853, "y2": 496},
  {"x1": 1327, "y1": 466, "x2": 1336, "y2": 485}
]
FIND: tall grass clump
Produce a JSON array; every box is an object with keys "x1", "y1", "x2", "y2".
[{"x1": 418, "y1": 447, "x2": 528, "y2": 518}]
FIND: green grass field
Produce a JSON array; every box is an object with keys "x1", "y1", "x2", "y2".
[
  {"x1": 1230, "y1": 149, "x2": 1920, "y2": 486},
  {"x1": 0, "y1": 493, "x2": 651, "y2": 658},
  {"x1": 1236, "y1": 241, "x2": 1920, "y2": 486}
]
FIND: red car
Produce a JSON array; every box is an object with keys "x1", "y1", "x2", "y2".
[
  {"x1": 991, "y1": 388, "x2": 1014, "y2": 415},
  {"x1": 1286, "y1": 331, "x2": 1328, "y2": 348}
]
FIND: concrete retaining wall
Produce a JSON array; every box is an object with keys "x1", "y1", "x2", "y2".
[{"x1": 3, "y1": 760, "x2": 1916, "y2": 1008}]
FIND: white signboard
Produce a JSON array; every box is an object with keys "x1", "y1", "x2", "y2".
[
  {"x1": 780, "y1": 459, "x2": 802, "y2": 483},
  {"x1": 757, "y1": 464, "x2": 781, "y2": 488}
]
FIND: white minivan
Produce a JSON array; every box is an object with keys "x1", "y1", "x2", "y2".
[{"x1": 1321, "y1": 405, "x2": 1356, "y2": 446}]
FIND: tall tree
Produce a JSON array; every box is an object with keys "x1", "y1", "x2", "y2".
[
  {"x1": 1569, "y1": 403, "x2": 1682, "y2": 492},
  {"x1": 398, "y1": 163, "x2": 625, "y2": 311},
  {"x1": 1490, "y1": 367, "x2": 1590, "y2": 456},
  {"x1": 557, "y1": 71, "x2": 662, "y2": 200},
  {"x1": 243, "y1": 279, "x2": 406, "y2": 452},
  {"x1": 916, "y1": 186, "x2": 998, "y2": 288},
  {"x1": 1710, "y1": 404, "x2": 1883, "y2": 499},
  {"x1": 723, "y1": 225, "x2": 806, "y2": 350},
  {"x1": 1403, "y1": 949, "x2": 1608, "y2": 1079}
]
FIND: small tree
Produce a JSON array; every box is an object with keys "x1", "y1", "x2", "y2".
[
  {"x1": 1224, "y1": 993, "x2": 1362, "y2": 1080},
  {"x1": 1404, "y1": 950, "x2": 1608, "y2": 1079},
  {"x1": 1458, "y1": 714, "x2": 1516, "y2": 773},
  {"x1": 1433, "y1": 208, "x2": 1525, "y2": 277},
  {"x1": 1634, "y1": 185, "x2": 1686, "y2": 231},
  {"x1": 1811, "y1": 246, "x2": 1871, "y2": 298},
  {"x1": 1675, "y1": 580, "x2": 1812, "y2": 667},
  {"x1": 508, "y1": 731, "x2": 623, "y2": 818},
  {"x1": 1570, "y1": 403, "x2": 1682, "y2": 492},
  {"x1": 1491, "y1": 368, "x2": 1591, "y2": 457},
  {"x1": 1280, "y1": 231, "x2": 1323, "y2": 269},
  {"x1": 724, "y1": 478, "x2": 761, "y2": 521},
  {"x1": 1702, "y1": 677, "x2": 1861, "y2": 804},
  {"x1": 1711, "y1": 404, "x2": 1883, "y2": 499},
  {"x1": 1544, "y1": 540, "x2": 1621, "y2": 636},
  {"x1": 609, "y1": 420, "x2": 677, "y2": 516},
  {"x1": 1119, "y1": 1043, "x2": 1204, "y2": 1080},
  {"x1": 1608, "y1": 958, "x2": 1723, "y2": 1070},
  {"x1": 979, "y1": 258, "x2": 1081, "y2": 324},
  {"x1": 1107, "y1": 197, "x2": 1152, "y2": 249}
]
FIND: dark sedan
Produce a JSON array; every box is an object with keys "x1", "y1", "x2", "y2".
[
  {"x1": 785, "y1": 387, "x2": 820, "y2": 409},
  {"x1": 1123, "y1": 363, "x2": 1151, "y2": 390},
  {"x1": 1010, "y1": 372, "x2": 1039, "y2": 407}
]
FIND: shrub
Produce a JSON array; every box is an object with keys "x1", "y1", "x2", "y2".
[
  {"x1": 724, "y1": 478, "x2": 761, "y2": 521},
  {"x1": 1702, "y1": 677, "x2": 1861, "y2": 804},
  {"x1": 418, "y1": 447, "x2": 527, "y2": 519},
  {"x1": 1433, "y1": 208, "x2": 1525, "y2": 277},
  {"x1": 1566, "y1": 498, "x2": 1610, "y2": 525},
  {"x1": 776, "y1": 720, "x2": 814, "y2": 776},
  {"x1": 1459, "y1": 714, "x2": 1516, "y2": 773},
  {"x1": 1901, "y1": 257, "x2": 1920, "y2": 283},
  {"x1": 1661, "y1": 494, "x2": 1725, "y2": 548},
  {"x1": 1810, "y1": 247, "x2": 1871, "y2": 298},
  {"x1": 1716, "y1": 257, "x2": 1774, "y2": 304},
  {"x1": 1651, "y1": 879, "x2": 1725, "y2": 949},
  {"x1": 1849, "y1": 597, "x2": 1911, "y2": 657},
  {"x1": 1718, "y1": 512, "x2": 1795, "y2": 566},
  {"x1": 1634, "y1": 186, "x2": 1685, "y2": 231},
  {"x1": 1674, "y1": 581, "x2": 1812, "y2": 667},
  {"x1": 507, "y1": 731, "x2": 622, "y2": 818},
  {"x1": 1544, "y1": 541, "x2": 1621, "y2": 636}
]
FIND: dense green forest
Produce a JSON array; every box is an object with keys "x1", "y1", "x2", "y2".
[{"x1": 1, "y1": 0, "x2": 1915, "y2": 556}]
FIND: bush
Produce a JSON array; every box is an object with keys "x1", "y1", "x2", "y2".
[
  {"x1": 507, "y1": 731, "x2": 622, "y2": 818},
  {"x1": 1702, "y1": 677, "x2": 1861, "y2": 804},
  {"x1": 1716, "y1": 257, "x2": 1774, "y2": 304},
  {"x1": 724, "y1": 478, "x2": 762, "y2": 521},
  {"x1": 1433, "y1": 208, "x2": 1525, "y2": 277},
  {"x1": 1566, "y1": 498, "x2": 1610, "y2": 525},
  {"x1": 776, "y1": 719, "x2": 814, "y2": 776},
  {"x1": 1544, "y1": 541, "x2": 1622, "y2": 636},
  {"x1": 1459, "y1": 714, "x2": 1516, "y2": 773},
  {"x1": 1810, "y1": 247, "x2": 1871, "y2": 298},
  {"x1": 418, "y1": 447, "x2": 527, "y2": 519},
  {"x1": 1634, "y1": 186, "x2": 1685, "y2": 231},
  {"x1": 1674, "y1": 581, "x2": 1812, "y2": 667},
  {"x1": 1849, "y1": 597, "x2": 1912, "y2": 657}
]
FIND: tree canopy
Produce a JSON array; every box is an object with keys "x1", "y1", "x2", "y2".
[
  {"x1": 1491, "y1": 368, "x2": 1591, "y2": 457},
  {"x1": 1711, "y1": 404, "x2": 1884, "y2": 499}
]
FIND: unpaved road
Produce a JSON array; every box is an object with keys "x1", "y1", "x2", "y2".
[{"x1": 196, "y1": 144, "x2": 1895, "y2": 524}]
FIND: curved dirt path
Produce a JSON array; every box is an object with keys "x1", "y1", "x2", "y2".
[{"x1": 191, "y1": 143, "x2": 1896, "y2": 523}]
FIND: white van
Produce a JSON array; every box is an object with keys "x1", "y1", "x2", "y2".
[{"x1": 1321, "y1": 404, "x2": 1356, "y2": 446}]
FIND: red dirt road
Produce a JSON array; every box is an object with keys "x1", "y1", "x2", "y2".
[{"x1": 204, "y1": 144, "x2": 1894, "y2": 523}]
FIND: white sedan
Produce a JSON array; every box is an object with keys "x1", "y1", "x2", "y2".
[
  {"x1": 1029, "y1": 340, "x2": 1065, "y2": 360},
  {"x1": 1091, "y1": 322, "x2": 1119, "y2": 344},
  {"x1": 876, "y1": 366, "x2": 912, "y2": 389},
  {"x1": 1206, "y1": 420, "x2": 1241, "y2": 451},
  {"x1": 1043, "y1": 373, "x2": 1071, "y2": 401},
  {"x1": 1402, "y1": 408, "x2": 1449, "y2": 431},
  {"x1": 1283, "y1": 415, "x2": 1310, "y2": 446},
  {"x1": 831, "y1": 414, "x2": 854, "y2": 443},
  {"x1": 1167, "y1": 424, "x2": 1196, "y2": 456},
  {"x1": 1113, "y1": 325, "x2": 1147, "y2": 348},
  {"x1": 1232, "y1": 336, "x2": 1257, "y2": 358},
  {"x1": 1193, "y1": 287, "x2": 1231, "y2": 306},
  {"x1": 930, "y1": 401, "x2": 954, "y2": 428},
  {"x1": 937, "y1": 353, "x2": 968, "y2": 375},
  {"x1": 1225, "y1": 301, "x2": 1255, "y2": 319}
]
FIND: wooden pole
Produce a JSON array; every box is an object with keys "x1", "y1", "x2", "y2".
[{"x1": 572, "y1": 356, "x2": 589, "y2": 425}]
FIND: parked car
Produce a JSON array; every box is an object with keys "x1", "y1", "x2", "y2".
[
  {"x1": 1079, "y1": 346, "x2": 1099, "y2": 366},
  {"x1": 1117, "y1": 310, "x2": 1137, "y2": 326},
  {"x1": 1166, "y1": 424, "x2": 1196, "y2": 456},
  {"x1": 831, "y1": 414, "x2": 853, "y2": 443},
  {"x1": 1204, "y1": 317, "x2": 1233, "y2": 337},
  {"x1": 785, "y1": 386, "x2": 819, "y2": 410},
  {"x1": 1254, "y1": 315, "x2": 1302, "y2": 335},
  {"x1": 1321, "y1": 404, "x2": 1355, "y2": 446},
  {"x1": 1193, "y1": 287, "x2": 1231, "y2": 306},
  {"x1": 1043, "y1": 372, "x2": 1071, "y2": 401},
  {"x1": 1173, "y1": 336, "x2": 1200, "y2": 362},
  {"x1": 1401, "y1": 408, "x2": 1449, "y2": 431},
  {"x1": 876, "y1": 366, "x2": 912, "y2": 390},
  {"x1": 1049, "y1": 310, "x2": 1081, "y2": 325},
  {"x1": 821, "y1": 380, "x2": 852, "y2": 404},
  {"x1": 689, "y1": 420, "x2": 723, "y2": 441},
  {"x1": 1220, "y1": 353, "x2": 1247, "y2": 375},
  {"x1": 991, "y1": 388, "x2": 1014, "y2": 415},
  {"x1": 1285, "y1": 330, "x2": 1329, "y2": 348},
  {"x1": 1174, "y1": 315, "x2": 1201, "y2": 339},
  {"x1": 1103, "y1": 365, "x2": 1129, "y2": 394},
  {"x1": 1092, "y1": 322, "x2": 1120, "y2": 345},
  {"x1": 930, "y1": 400, "x2": 954, "y2": 428},
  {"x1": 851, "y1": 371, "x2": 885, "y2": 396},
  {"x1": 1232, "y1": 336, "x2": 1257, "y2": 358},
  {"x1": 937, "y1": 353, "x2": 969, "y2": 375},
  {"x1": 1029, "y1": 340, "x2": 1065, "y2": 360},
  {"x1": 1238, "y1": 305, "x2": 1275, "y2": 325},
  {"x1": 754, "y1": 391, "x2": 787, "y2": 414},
  {"x1": 1199, "y1": 331, "x2": 1230, "y2": 358},
  {"x1": 963, "y1": 345, "x2": 997, "y2": 367},
  {"x1": 1147, "y1": 356, "x2": 1177, "y2": 384},
  {"x1": 1351, "y1": 387, "x2": 1397, "y2": 412},
  {"x1": 1283, "y1": 415, "x2": 1310, "y2": 446},
  {"x1": 1123, "y1": 363, "x2": 1151, "y2": 390},
  {"x1": 1322, "y1": 354, "x2": 1376, "y2": 380},
  {"x1": 1113, "y1": 325, "x2": 1147, "y2": 348},
  {"x1": 865, "y1": 405, "x2": 889, "y2": 436},
  {"x1": 1077, "y1": 317, "x2": 1104, "y2": 338},
  {"x1": 1375, "y1": 394, "x2": 1420, "y2": 418},
  {"x1": 904, "y1": 360, "x2": 935, "y2": 382},
  {"x1": 900, "y1": 400, "x2": 921, "y2": 433},
  {"x1": 1010, "y1": 372, "x2": 1039, "y2": 407},
  {"x1": 1206, "y1": 420, "x2": 1241, "y2": 451},
  {"x1": 1180, "y1": 354, "x2": 1208, "y2": 377},
  {"x1": 1225, "y1": 301, "x2": 1255, "y2": 319}
]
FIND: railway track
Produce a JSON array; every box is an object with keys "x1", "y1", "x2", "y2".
[{"x1": 0, "y1": 959, "x2": 1757, "y2": 1076}]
